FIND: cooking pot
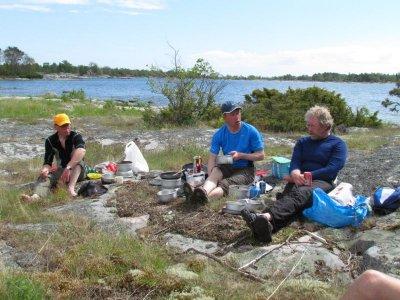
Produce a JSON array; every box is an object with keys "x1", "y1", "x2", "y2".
[
  {"x1": 229, "y1": 185, "x2": 249, "y2": 199},
  {"x1": 101, "y1": 173, "x2": 115, "y2": 184},
  {"x1": 225, "y1": 199, "x2": 246, "y2": 211},
  {"x1": 115, "y1": 170, "x2": 133, "y2": 178},
  {"x1": 160, "y1": 171, "x2": 182, "y2": 180},
  {"x1": 157, "y1": 189, "x2": 177, "y2": 203},
  {"x1": 216, "y1": 155, "x2": 233, "y2": 165},
  {"x1": 185, "y1": 171, "x2": 205, "y2": 187},
  {"x1": 244, "y1": 199, "x2": 265, "y2": 211},
  {"x1": 117, "y1": 161, "x2": 132, "y2": 172},
  {"x1": 161, "y1": 178, "x2": 182, "y2": 189},
  {"x1": 182, "y1": 163, "x2": 208, "y2": 174}
]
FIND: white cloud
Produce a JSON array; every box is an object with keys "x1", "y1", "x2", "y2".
[
  {"x1": 0, "y1": 3, "x2": 51, "y2": 12},
  {"x1": 0, "y1": 0, "x2": 164, "y2": 14},
  {"x1": 24, "y1": 0, "x2": 89, "y2": 4},
  {"x1": 97, "y1": 0, "x2": 165, "y2": 10},
  {"x1": 193, "y1": 42, "x2": 400, "y2": 76}
]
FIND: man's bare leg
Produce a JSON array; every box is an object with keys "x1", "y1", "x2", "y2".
[
  {"x1": 202, "y1": 167, "x2": 223, "y2": 196},
  {"x1": 68, "y1": 165, "x2": 82, "y2": 197},
  {"x1": 341, "y1": 270, "x2": 400, "y2": 300}
]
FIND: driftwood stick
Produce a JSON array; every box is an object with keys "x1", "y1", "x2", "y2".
[
  {"x1": 154, "y1": 226, "x2": 171, "y2": 235},
  {"x1": 142, "y1": 288, "x2": 155, "y2": 300},
  {"x1": 266, "y1": 251, "x2": 306, "y2": 300},
  {"x1": 29, "y1": 230, "x2": 56, "y2": 265},
  {"x1": 238, "y1": 243, "x2": 285, "y2": 271},
  {"x1": 185, "y1": 247, "x2": 266, "y2": 283},
  {"x1": 218, "y1": 232, "x2": 250, "y2": 254},
  {"x1": 238, "y1": 233, "x2": 295, "y2": 271},
  {"x1": 302, "y1": 230, "x2": 328, "y2": 244}
]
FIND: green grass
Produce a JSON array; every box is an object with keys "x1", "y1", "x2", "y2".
[
  {"x1": 0, "y1": 97, "x2": 143, "y2": 125},
  {"x1": 145, "y1": 144, "x2": 210, "y2": 171},
  {"x1": 342, "y1": 126, "x2": 400, "y2": 151},
  {"x1": 0, "y1": 272, "x2": 46, "y2": 300}
]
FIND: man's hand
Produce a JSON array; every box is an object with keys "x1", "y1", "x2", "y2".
[
  {"x1": 229, "y1": 151, "x2": 241, "y2": 160},
  {"x1": 39, "y1": 165, "x2": 51, "y2": 178},
  {"x1": 60, "y1": 168, "x2": 71, "y2": 183},
  {"x1": 290, "y1": 169, "x2": 306, "y2": 186}
]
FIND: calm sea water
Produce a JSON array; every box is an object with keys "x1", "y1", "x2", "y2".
[{"x1": 0, "y1": 77, "x2": 398, "y2": 123}]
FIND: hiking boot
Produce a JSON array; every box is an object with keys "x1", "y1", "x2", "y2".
[
  {"x1": 193, "y1": 187, "x2": 208, "y2": 204},
  {"x1": 253, "y1": 216, "x2": 273, "y2": 244},
  {"x1": 183, "y1": 182, "x2": 194, "y2": 201},
  {"x1": 240, "y1": 208, "x2": 258, "y2": 239},
  {"x1": 240, "y1": 208, "x2": 257, "y2": 227}
]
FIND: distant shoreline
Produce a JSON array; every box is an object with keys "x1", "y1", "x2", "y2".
[{"x1": 0, "y1": 74, "x2": 398, "y2": 84}]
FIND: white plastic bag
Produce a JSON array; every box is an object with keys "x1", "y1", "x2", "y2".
[
  {"x1": 328, "y1": 182, "x2": 356, "y2": 206},
  {"x1": 124, "y1": 141, "x2": 149, "y2": 173}
]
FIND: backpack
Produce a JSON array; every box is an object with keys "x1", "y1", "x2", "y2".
[{"x1": 373, "y1": 187, "x2": 400, "y2": 215}]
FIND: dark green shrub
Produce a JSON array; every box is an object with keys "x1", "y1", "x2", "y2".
[
  {"x1": 382, "y1": 74, "x2": 400, "y2": 112},
  {"x1": 103, "y1": 100, "x2": 116, "y2": 110},
  {"x1": 242, "y1": 87, "x2": 381, "y2": 131},
  {"x1": 146, "y1": 50, "x2": 225, "y2": 127},
  {"x1": 61, "y1": 89, "x2": 86, "y2": 102}
]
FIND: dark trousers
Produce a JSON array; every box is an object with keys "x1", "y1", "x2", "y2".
[{"x1": 267, "y1": 180, "x2": 334, "y2": 232}]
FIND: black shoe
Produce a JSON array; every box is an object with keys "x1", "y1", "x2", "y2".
[
  {"x1": 240, "y1": 208, "x2": 259, "y2": 240},
  {"x1": 253, "y1": 216, "x2": 273, "y2": 244},
  {"x1": 193, "y1": 187, "x2": 208, "y2": 204},
  {"x1": 240, "y1": 208, "x2": 257, "y2": 227},
  {"x1": 183, "y1": 182, "x2": 194, "y2": 201}
]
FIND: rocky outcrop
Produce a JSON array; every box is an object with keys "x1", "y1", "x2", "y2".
[{"x1": 1, "y1": 118, "x2": 400, "y2": 286}]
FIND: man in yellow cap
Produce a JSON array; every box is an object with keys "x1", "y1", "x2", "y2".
[{"x1": 21, "y1": 113, "x2": 86, "y2": 202}]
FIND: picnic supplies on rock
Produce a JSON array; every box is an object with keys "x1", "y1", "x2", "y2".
[
  {"x1": 328, "y1": 182, "x2": 356, "y2": 206},
  {"x1": 303, "y1": 188, "x2": 370, "y2": 228},
  {"x1": 373, "y1": 187, "x2": 400, "y2": 215},
  {"x1": 87, "y1": 173, "x2": 102, "y2": 180},
  {"x1": 271, "y1": 156, "x2": 291, "y2": 179},
  {"x1": 157, "y1": 189, "x2": 178, "y2": 203},
  {"x1": 101, "y1": 173, "x2": 115, "y2": 184},
  {"x1": 185, "y1": 171, "x2": 205, "y2": 187},
  {"x1": 124, "y1": 141, "x2": 149, "y2": 173}
]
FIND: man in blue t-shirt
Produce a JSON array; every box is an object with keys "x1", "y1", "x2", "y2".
[
  {"x1": 184, "y1": 101, "x2": 265, "y2": 203},
  {"x1": 242, "y1": 106, "x2": 347, "y2": 243}
]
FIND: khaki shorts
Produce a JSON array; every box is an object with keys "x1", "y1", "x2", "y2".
[{"x1": 216, "y1": 165, "x2": 255, "y2": 195}]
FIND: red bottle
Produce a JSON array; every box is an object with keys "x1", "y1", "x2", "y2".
[{"x1": 304, "y1": 172, "x2": 312, "y2": 186}]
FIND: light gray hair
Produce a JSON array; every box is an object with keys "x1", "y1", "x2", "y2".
[{"x1": 305, "y1": 106, "x2": 334, "y2": 129}]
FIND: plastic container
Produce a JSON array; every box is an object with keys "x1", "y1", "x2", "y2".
[{"x1": 271, "y1": 156, "x2": 291, "y2": 179}]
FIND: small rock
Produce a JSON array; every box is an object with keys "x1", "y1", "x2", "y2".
[
  {"x1": 166, "y1": 263, "x2": 199, "y2": 280},
  {"x1": 128, "y1": 269, "x2": 145, "y2": 278}
]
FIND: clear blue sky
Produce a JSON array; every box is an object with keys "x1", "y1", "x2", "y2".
[{"x1": 1, "y1": 0, "x2": 399, "y2": 76}]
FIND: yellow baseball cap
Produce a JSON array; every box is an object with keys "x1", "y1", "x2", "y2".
[{"x1": 53, "y1": 113, "x2": 71, "y2": 126}]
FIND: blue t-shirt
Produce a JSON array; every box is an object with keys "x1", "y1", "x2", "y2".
[
  {"x1": 289, "y1": 135, "x2": 347, "y2": 182},
  {"x1": 210, "y1": 122, "x2": 264, "y2": 168}
]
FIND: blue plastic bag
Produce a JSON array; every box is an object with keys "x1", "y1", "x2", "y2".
[
  {"x1": 373, "y1": 187, "x2": 400, "y2": 215},
  {"x1": 303, "y1": 188, "x2": 370, "y2": 228}
]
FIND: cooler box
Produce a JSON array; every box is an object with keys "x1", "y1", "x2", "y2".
[{"x1": 271, "y1": 156, "x2": 291, "y2": 179}]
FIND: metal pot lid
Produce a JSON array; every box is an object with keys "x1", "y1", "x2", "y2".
[{"x1": 160, "y1": 171, "x2": 182, "y2": 180}]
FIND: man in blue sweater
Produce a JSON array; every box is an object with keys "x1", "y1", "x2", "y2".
[
  {"x1": 242, "y1": 106, "x2": 347, "y2": 243},
  {"x1": 184, "y1": 101, "x2": 265, "y2": 203}
]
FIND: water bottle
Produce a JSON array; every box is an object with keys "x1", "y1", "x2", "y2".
[
  {"x1": 249, "y1": 184, "x2": 261, "y2": 198},
  {"x1": 259, "y1": 180, "x2": 266, "y2": 194}
]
